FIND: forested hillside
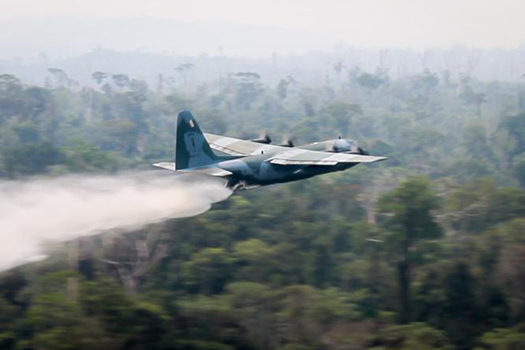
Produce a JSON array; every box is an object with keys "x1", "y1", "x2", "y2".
[{"x1": 1, "y1": 64, "x2": 525, "y2": 349}]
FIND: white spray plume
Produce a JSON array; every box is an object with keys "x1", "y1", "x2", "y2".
[{"x1": 0, "y1": 171, "x2": 232, "y2": 271}]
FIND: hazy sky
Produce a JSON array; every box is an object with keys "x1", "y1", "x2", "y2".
[{"x1": 1, "y1": 0, "x2": 524, "y2": 57}]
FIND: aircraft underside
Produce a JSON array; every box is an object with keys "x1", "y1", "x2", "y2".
[{"x1": 224, "y1": 163, "x2": 357, "y2": 191}]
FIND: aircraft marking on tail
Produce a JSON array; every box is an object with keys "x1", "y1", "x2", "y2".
[{"x1": 184, "y1": 132, "x2": 203, "y2": 156}]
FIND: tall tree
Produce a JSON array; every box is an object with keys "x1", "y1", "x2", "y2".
[{"x1": 379, "y1": 177, "x2": 442, "y2": 323}]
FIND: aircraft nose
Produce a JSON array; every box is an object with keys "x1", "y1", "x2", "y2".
[
  {"x1": 333, "y1": 139, "x2": 352, "y2": 152},
  {"x1": 342, "y1": 139, "x2": 369, "y2": 155}
]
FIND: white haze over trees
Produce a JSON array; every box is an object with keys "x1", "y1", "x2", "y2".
[
  {"x1": 2, "y1": 0, "x2": 524, "y2": 53},
  {"x1": 0, "y1": 0, "x2": 524, "y2": 84}
]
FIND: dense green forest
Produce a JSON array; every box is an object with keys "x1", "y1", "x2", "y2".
[{"x1": 1, "y1": 65, "x2": 525, "y2": 350}]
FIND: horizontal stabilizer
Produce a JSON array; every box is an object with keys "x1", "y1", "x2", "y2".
[
  {"x1": 178, "y1": 167, "x2": 232, "y2": 177},
  {"x1": 153, "y1": 162, "x2": 176, "y2": 171},
  {"x1": 153, "y1": 162, "x2": 232, "y2": 177}
]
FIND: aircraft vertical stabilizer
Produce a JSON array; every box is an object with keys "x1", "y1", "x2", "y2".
[{"x1": 175, "y1": 110, "x2": 218, "y2": 170}]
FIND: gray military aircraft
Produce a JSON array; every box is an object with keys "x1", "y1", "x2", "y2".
[{"x1": 154, "y1": 111, "x2": 386, "y2": 190}]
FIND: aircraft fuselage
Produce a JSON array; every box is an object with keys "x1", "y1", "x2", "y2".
[{"x1": 216, "y1": 152, "x2": 357, "y2": 187}]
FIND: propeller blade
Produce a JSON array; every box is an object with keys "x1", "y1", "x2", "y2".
[
  {"x1": 251, "y1": 131, "x2": 272, "y2": 144},
  {"x1": 325, "y1": 141, "x2": 337, "y2": 152},
  {"x1": 280, "y1": 135, "x2": 295, "y2": 147}
]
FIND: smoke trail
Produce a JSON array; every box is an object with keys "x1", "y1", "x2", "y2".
[{"x1": 0, "y1": 171, "x2": 232, "y2": 271}]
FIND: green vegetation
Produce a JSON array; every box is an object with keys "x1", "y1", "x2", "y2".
[{"x1": 1, "y1": 65, "x2": 525, "y2": 349}]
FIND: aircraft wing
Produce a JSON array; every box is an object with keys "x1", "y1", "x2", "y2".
[
  {"x1": 205, "y1": 133, "x2": 286, "y2": 156},
  {"x1": 268, "y1": 149, "x2": 387, "y2": 165}
]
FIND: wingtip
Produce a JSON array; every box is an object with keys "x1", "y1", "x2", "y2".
[
  {"x1": 359, "y1": 155, "x2": 388, "y2": 163},
  {"x1": 371, "y1": 156, "x2": 388, "y2": 163}
]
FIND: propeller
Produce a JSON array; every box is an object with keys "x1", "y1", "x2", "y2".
[
  {"x1": 357, "y1": 147, "x2": 369, "y2": 155},
  {"x1": 251, "y1": 130, "x2": 272, "y2": 144},
  {"x1": 280, "y1": 134, "x2": 295, "y2": 147},
  {"x1": 325, "y1": 141, "x2": 338, "y2": 152}
]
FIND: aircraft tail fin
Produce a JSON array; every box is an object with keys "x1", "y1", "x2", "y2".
[{"x1": 175, "y1": 111, "x2": 219, "y2": 170}]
